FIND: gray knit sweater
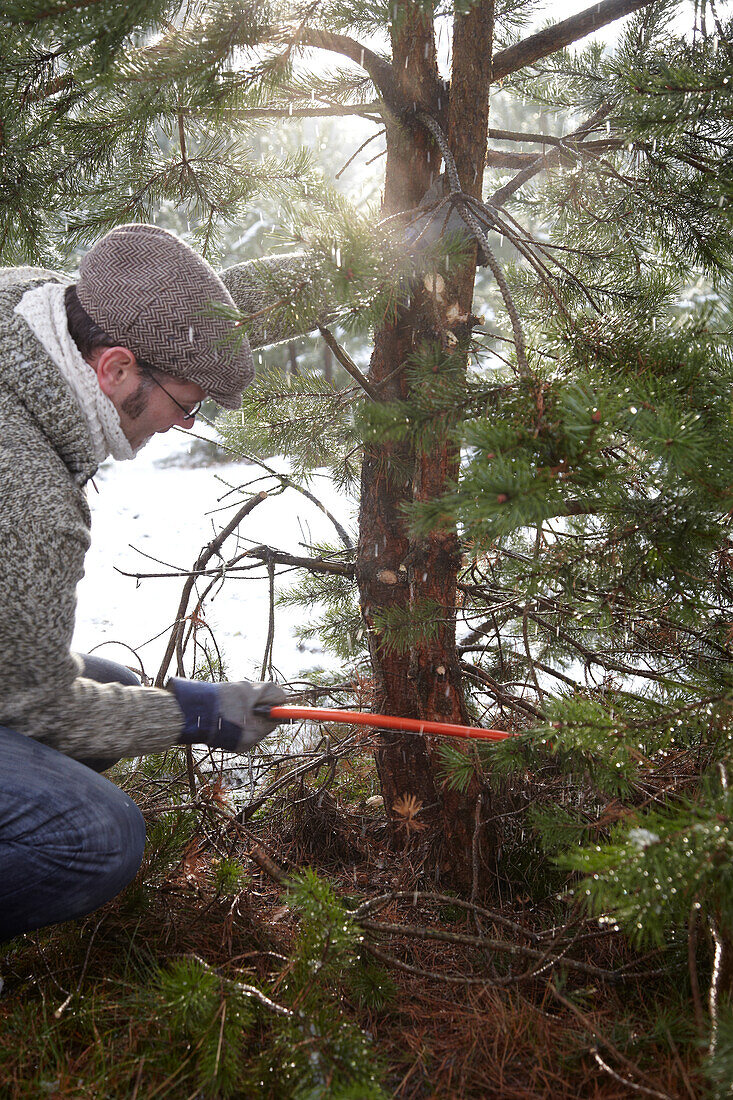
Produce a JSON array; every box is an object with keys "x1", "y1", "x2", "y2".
[{"x1": 0, "y1": 255, "x2": 316, "y2": 760}]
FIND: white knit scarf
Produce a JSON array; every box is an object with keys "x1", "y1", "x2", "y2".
[{"x1": 14, "y1": 281, "x2": 136, "y2": 463}]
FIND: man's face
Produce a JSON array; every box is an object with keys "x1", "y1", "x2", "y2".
[
  {"x1": 119, "y1": 371, "x2": 206, "y2": 449},
  {"x1": 93, "y1": 347, "x2": 207, "y2": 449}
]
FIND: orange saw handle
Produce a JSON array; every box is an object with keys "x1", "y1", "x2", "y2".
[{"x1": 255, "y1": 704, "x2": 512, "y2": 742}]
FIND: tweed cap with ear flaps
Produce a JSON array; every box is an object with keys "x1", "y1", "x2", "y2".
[{"x1": 76, "y1": 224, "x2": 253, "y2": 409}]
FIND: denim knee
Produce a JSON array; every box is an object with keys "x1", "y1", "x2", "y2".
[
  {"x1": 92, "y1": 789, "x2": 147, "y2": 904},
  {"x1": 0, "y1": 727, "x2": 147, "y2": 941}
]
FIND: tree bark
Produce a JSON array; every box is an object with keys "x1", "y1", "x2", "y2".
[
  {"x1": 356, "y1": 0, "x2": 495, "y2": 889},
  {"x1": 421, "y1": 0, "x2": 495, "y2": 887},
  {"x1": 357, "y1": 0, "x2": 443, "y2": 842}
]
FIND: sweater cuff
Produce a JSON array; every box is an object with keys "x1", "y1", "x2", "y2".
[{"x1": 167, "y1": 678, "x2": 240, "y2": 751}]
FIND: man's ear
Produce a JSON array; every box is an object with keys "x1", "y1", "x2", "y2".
[{"x1": 93, "y1": 346, "x2": 138, "y2": 398}]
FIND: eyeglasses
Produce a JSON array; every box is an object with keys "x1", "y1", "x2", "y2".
[{"x1": 143, "y1": 370, "x2": 202, "y2": 422}]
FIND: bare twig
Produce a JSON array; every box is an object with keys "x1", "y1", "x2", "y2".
[
  {"x1": 471, "y1": 792, "x2": 483, "y2": 906},
  {"x1": 489, "y1": 104, "x2": 612, "y2": 206},
  {"x1": 186, "y1": 953, "x2": 293, "y2": 1017},
  {"x1": 364, "y1": 941, "x2": 519, "y2": 985},
  {"x1": 352, "y1": 890, "x2": 541, "y2": 941},
  {"x1": 185, "y1": 746, "x2": 197, "y2": 799},
  {"x1": 239, "y1": 733, "x2": 366, "y2": 822},
  {"x1": 459, "y1": 660, "x2": 544, "y2": 719},
  {"x1": 154, "y1": 492, "x2": 268, "y2": 686},
  {"x1": 211, "y1": 445, "x2": 354, "y2": 551},
  {"x1": 358, "y1": 917, "x2": 651, "y2": 982},
  {"x1": 592, "y1": 1050, "x2": 674, "y2": 1099},
  {"x1": 688, "y1": 903, "x2": 706, "y2": 1037},
  {"x1": 335, "y1": 127, "x2": 386, "y2": 178},
  {"x1": 708, "y1": 917, "x2": 724, "y2": 1057},
  {"x1": 549, "y1": 982, "x2": 674, "y2": 1100},
  {"x1": 118, "y1": 545, "x2": 355, "y2": 581},
  {"x1": 260, "y1": 552, "x2": 276, "y2": 680}
]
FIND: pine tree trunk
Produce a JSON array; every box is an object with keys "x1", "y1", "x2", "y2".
[{"x1": 356, "y1": 0, "x2": 495, "y2": 890}]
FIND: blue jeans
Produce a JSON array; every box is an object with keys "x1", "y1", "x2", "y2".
[{"x1": 0, "y1": 656, "x2": 147, "y2": 942}]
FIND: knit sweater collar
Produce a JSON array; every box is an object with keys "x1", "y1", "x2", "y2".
[
  {"x1": 0, "y1": 272, "x2": 98, "y2": 486},
  {"x1": 15, "y1": 282, "x2": 136, "y2": 464}
]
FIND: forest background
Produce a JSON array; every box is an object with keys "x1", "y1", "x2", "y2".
[{"x1": 1, "y1": 0, "x2": 733, "y2": 1096}]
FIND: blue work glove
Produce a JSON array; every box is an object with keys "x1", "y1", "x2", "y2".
[{"x1": 168, "y1": 677, "x2": 286, "y2": 752}]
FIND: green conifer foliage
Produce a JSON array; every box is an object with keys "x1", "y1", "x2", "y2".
[
  {"x1": 8, "y1": 0, "x2": 733, "y2": 1059},
  {"x1": 136, "y1": 872, "x2": 392, "y2": 1099},
  {"x1": 391, "y1": 6, "x2": 733, "y2": 1058},
  {"x1": 148, "y1": 956, "x2": 256, "y2": 1097},
  {"x1": 257, "y1": 869, "x2": 390, "y2": 1099}
]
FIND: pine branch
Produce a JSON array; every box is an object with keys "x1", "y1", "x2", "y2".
[
  {"x1": 17, "y1": 0, "x2": 108, "y2": 23},
  {"x1": 296, "y1": 27, "x2": 405, "y2": 112},
  {"x1": 117, "y1": 547, "x2": 355, "y2": 581},
  {"x1": 185, "y1": 103, "x2": 383, "y2": 119},
  {"x1": 489, "y1": 103, "x2": 613, "y2": 205},
  {"x1": 492, "y1": 0, "x2": 660, "y2": 82}
]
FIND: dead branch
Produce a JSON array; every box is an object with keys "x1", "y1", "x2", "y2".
[
  {"x1": 186, "y1": 953, "x2": 293, "y2": 1016},
  {"x1": 688, "y1": 904, "x2": 706, "y2": 1036},
  {"x1": 592, "y1": 1050, "x2": 674, "y2": 1100},
  {"x1": 549, "y1": 982, "x2": 675, "y2": 1100},
  {"x1": 317, "y1": 324, "x2": 381, "y2": 401},
  {"x1": 196, "y1": 439, "x2": 354, "y2": 551},
  {"x1": 363, "y1": 941, "x2": 560, "y2": 987},
  {"x1": 459, "y1": 660, "x2": 545, "y2": 718},
  {"x1": 358, "y1": 917, "x2": 659, "y2": 982},
  {"x1": 336, "y1": 127, "x2": 386, "y2": 178},
  {"x1": 119, "y1": 545, "x2": 354, "y2": 582},
  {"x1": 238, "y1": 732, "x2": 366, "y2": 823},
  {"x1": 489, "y1": 103, "x2": 613, "y2": 206},
  {"x1": 352, "y1": 890, "x2": 542, "y2": 942},
  {"x1": 364, "y1": 941, "x2": 505, "y2": 984},
  {"x1": 260, "y1": 552, "x2": 276, "y2": 679},
  {"x1": 154, "y1": 492, "x2": 268, "y2": 686}
]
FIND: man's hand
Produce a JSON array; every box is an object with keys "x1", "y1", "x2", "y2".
[
  {"x1": 217, "y1": 680, "x2": 286, "y2": 750},
  {"x1": 168, "y1": 677, "x2": 286, "y2": 753}
]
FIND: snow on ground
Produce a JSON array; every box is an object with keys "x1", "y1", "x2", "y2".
[{"x1": 73, "y1": 427, "x2": 354, "y2": 687}]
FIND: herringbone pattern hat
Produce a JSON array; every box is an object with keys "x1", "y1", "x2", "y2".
[{"x1": 77, "y1": 224, "x2": 253, "y2": 409}]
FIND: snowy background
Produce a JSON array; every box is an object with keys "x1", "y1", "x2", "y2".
[{"x1": 73, "y1": 426, "x2": 354, "y2": 687}]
